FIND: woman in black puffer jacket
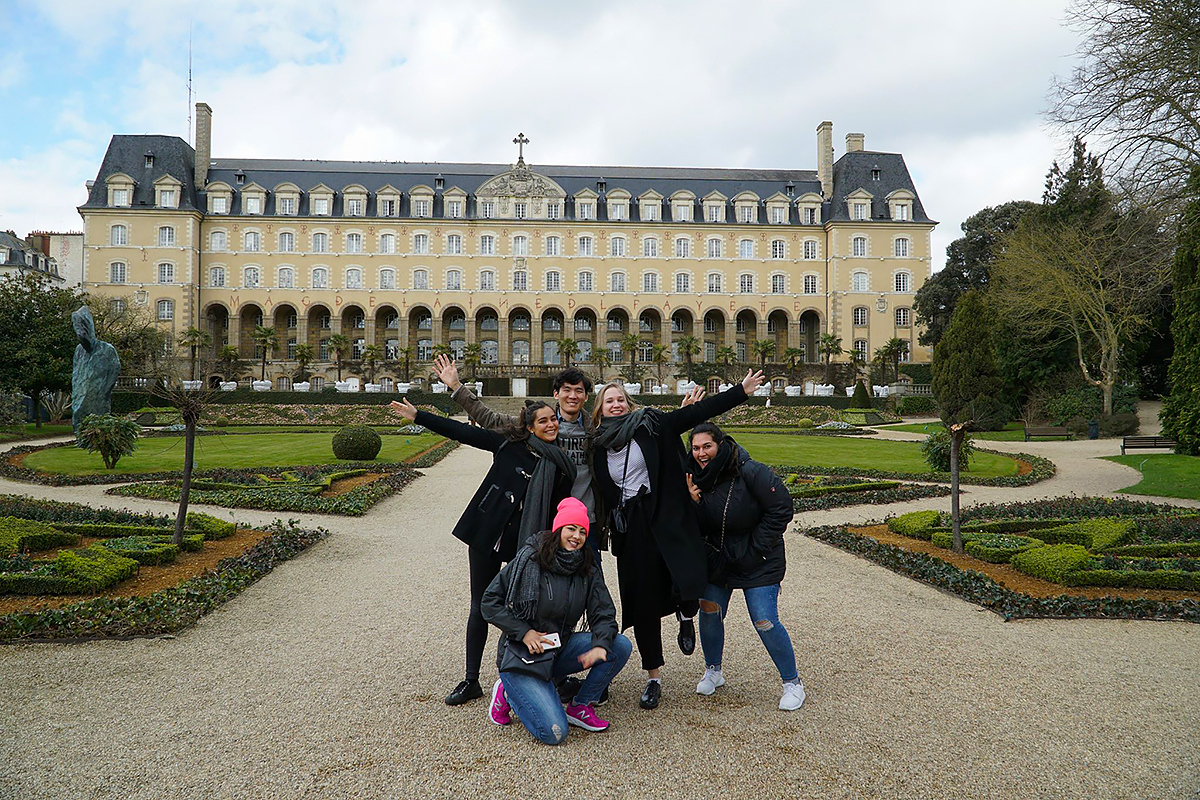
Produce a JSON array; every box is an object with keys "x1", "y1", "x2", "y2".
[{"x1": 684, "y1": 422, "x2": 806, "y2": 711}]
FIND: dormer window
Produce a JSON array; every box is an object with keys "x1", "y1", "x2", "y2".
[
  {"x1": 435, "y1": 174, "x2": 445, "y2": 190},
  {"x1": 278, "y1": 196, "x2": 296, "y2": 215},
  {"x1": 112, "y1": 189, "x2": 129, "y2": 207},
  {"x1": 577, "y1": 201, "x2": 594, "y2": 220},
  {"x1": 235, "y1": 171, "x2": 246, "y2": 185},
  {"x1": 245, "y1": 196, "x2": 262, "y2": 215},
  {"x1": 313, "y1": 197, "x2": 329, "y2": 215},
  {"x1": 160, "y1": 189, "x2": 175, "y2": 207},
  {"x1": 785, "y1": 182, "x2": 795, "y2": 197},
  {"x1": 212, "y1": 196, "x2": 227, "y2": 214},
  {"x1": 447, "y1": 200, "x2": 463, "y2": 218},
  {"x1": 771, "y1": 206, "x2": 786, "y2": 224},
  {"x1": 871, "y1": 169, "x2": 881, "y2": 182},
  {"x1": 414, "y1": 198, "x2": 431, "y2": 217},
  {"x1": 380, "y1": 197, "x2": 398, "y2": 216},
  {"x1": 144, "y1": 153, "x2": 154, "y2": 169},
  {"x1": 347, "y1": 198, "x2": 364, "y2": 216},
  {"x1": 852, "y1": 202, "x2": 868, "y2": 220}
]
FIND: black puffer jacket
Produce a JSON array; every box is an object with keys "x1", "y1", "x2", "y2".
[
  {"x1": 688, "y1": 441, "x2": 792, "y2": 589},
  {"x1": 481, "y1": 549, "x2": 618, "y2": 668}
]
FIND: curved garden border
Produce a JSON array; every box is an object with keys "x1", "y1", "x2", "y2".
[{"x1": 772, "y1": 447, "x2": 1055, "y2": 487}]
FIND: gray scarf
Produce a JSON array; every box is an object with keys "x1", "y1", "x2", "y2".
[
  {"x1": 513, "y1": 436, "x2": 577, "y2": 548},
  {"x1": 504, "y1": 540, "x2": 587, "y2": 624},
  {"x1": 594, "y1": 408, "x2": 658, "y2": 451}
]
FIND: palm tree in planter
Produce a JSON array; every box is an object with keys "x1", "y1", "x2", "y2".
[
  {"x1": 883, "y1": 337, "x2": 909, "y2": 386},
  {"x1": 676, "y1": 335, "x2": 701, "y2": 382},
  {"x1": 250, "y1": 325, "x2": 278, "y2": 381},
  {"x1": 178, "y1": 327, "x2": 212, "y2": 381},
  {"x1": 557, "y1": 337, "x2": 580, "y2": 368},
  {"x1": 715, "y1": 346, "x2": 736, "y2": 382},
  {"x1": 819, "y1": 333, "x2": 844, "y2": 385},
  {"x1": 650, "y1": 343, "x2": 670, "y2": 387},
  {"x1": 293, "y1": 343, "x2": 315, "y2": 382},
  {"x1": 360, "y1": 344, "x2": 385, "y2": 384},
  {"x1": 396, "y1": 345, "x2": 415, "y2": 382},
  {"x1": 217, "y1": 345, "x2": 248, "y2": 382},
  {"x1": 782, "y1": 347, "x2": 804, "y2": 383},
  {"x1": 751, "y1": 338, "x2": 776, "y2": 370},
  {"x1": 463, "y1": 343, "x2": 483, "y2": 381},
  {"x1": 619, "y1": 333, "x2": 644, "y2": 383},
  {"x1": 328, "y1": 334, "x2": 351, "y2": 381},
  {"x1": 593, "y1": 349, "x2": 612, "y2": 382}
]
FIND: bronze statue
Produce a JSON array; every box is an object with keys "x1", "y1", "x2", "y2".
[{"x1": 71, "y1": 306, "x2": 121, "y2": 443}]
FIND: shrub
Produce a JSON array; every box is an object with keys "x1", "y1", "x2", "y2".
[
  {"x1": 1106, "y1": 542, "x2": 1200, "y2": 558},
  {"x1": 99, "y1": 536, "x2": 180, "y2": 566},
  {"x1": 1099, "y1": 413, "x2": 1139, "y2": 437},
  {"x1": 1064, "y1": 568, "x2": 1200, "y2": 591},
  {"x1": 964, "y1": 534, "x2": 1042, "y2": 563},
  {"x1": 78, "y1": 414, "x2": 141, "y2": 469},
  {"x1": 331, "y1": 425, "x2": 382, "y2": 460},
  {"x1": 214, "y1": 416, "x2": 230, "y2": 427},
  {"x1": 44, "y1": 546, "x2": 140, "y2": 593},
  {"x1": 186, "y1": 512, "x2": 237, "y2": 540},
  {"x1": 1033, "y1": 519, "x2": 1133, "y2": 550},
  {"x1": 796, "y1": 418, "x2": 814, "y2": 429},
  {"x1": 850, "y1": 380, "x2": 871, "y2": 409},
  {"x1": 932, "y1": 518, "x2": 1077, "y2": 536},
  {"x1": 1011, "y1": 544, "x2": 1091, "y2": 583},
  {"x1": 921, "y1": 429, "x2": 974, "y2": 472},
  {"x1": 931, "y1": 530, "x2": 980, "y2": 549},
  {"x1": 896, "y1": 395, "x2": 938, "y2": 415},
  {"x1": 0, "y1": 517, "x2": 81, "y2": 555},
  {"x1": 887, "y1": 510, "x2": 941, "y2": 540}
]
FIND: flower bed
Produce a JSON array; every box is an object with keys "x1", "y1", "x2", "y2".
[
  {"x1": 0, "y1": 520, "x2": 328, "y2": 641},
  {"x1": 772, "y1": 447, "x2": 1054, "y2": 487},
  {"x1": 781, "y1": 475, "x2": 950, "y2": 511}
]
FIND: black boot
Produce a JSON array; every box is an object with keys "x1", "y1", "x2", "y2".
[
  {"x1": 445, "y1": 679, "x2": 483, "y2": 706},
  {"x1": 677, "y1": 613, "x2": 696, "y2": 656}
]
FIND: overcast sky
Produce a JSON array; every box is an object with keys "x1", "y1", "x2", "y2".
[{"x1": 0, "y1": 0, "x2": 1083, "y2": 272}]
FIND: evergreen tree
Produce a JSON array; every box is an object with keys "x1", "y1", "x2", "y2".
[
  {"x1": 1161, "y1": 167, "x2": 1200, "y2": 455},
  {"x1": 932, "y1": 290, "x2": 1004, "y2": 552}
]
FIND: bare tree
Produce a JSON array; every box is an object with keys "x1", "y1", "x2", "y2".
[
  {"x1": 1049, "y1": 0, "x2": 1200, "y2": 206},
  {"x1": 991, "y1": 212, "x2": 1172, "y2": 415}
]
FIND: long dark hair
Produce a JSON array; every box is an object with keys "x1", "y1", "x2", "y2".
[
  {"x1": 689, "y1": 422, "x2": 727, "y2": 447},
  {"x1": 504, "y1": 400, "x2": 553, "y2": 442},
  {"x1": 534, "y1": 528, "x2": 595, "y2": 576}
]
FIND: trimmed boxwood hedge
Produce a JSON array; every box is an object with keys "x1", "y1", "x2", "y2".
[
  {"x1": 887, "y1": 510, "x2": 941, "y2": 540},
  {"x1": 1030, "y1": 519, "x2": 1133, "y2": 551},
  {"x1": 1011, "y1": 544, "x2": 1092, "y2": 583},
  {"x1": 0, "y1": 521, "x2": 328, "y2": 641},
  {"x1": 772, "y1": 448, "x2": 1054, "y2": 488},
  {"x1": 1105, "y1": 542, "x2": 1200, "y2": 558},
  {"x1": 1064, "y1": 568, "x2": 1200, "y2": 591},
  {"x1": 804, "y1": 525, "x2": 1200, "y2": 623},
  {"x1": 0, "y1": 517, "x2": 82, "y2": 555},
  {"x1": 52, "y1": 512, "x2": 235, "y2": 542},
  {"x1": 963, "y1": 534, "x2": 1042, "y2": 564},
  {"x1": 331, "y1": 426, "x2": 383, "y2": 460},
  {"x1": 0, "y1": 546, "x2": 141, "y2": 595},
  {"x1": 0, "y1": 495, "x2": 171, "y2": 527},
  {"x1": 99, "y1": 536, "x2": 179, "y2": 566}
]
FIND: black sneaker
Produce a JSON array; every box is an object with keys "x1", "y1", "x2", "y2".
[
  {"x1": 556, "y1": 676, "x2": 583, "y2": 704},
  {"x1": 678, "y1": 617, "x2": 696, "y2": 656},
  {"x1": 595, "y1": 686, "x2": 610, "y2": 707},
  {"x1": 445, "y1": 679, "x2": 483, "y2": 706},
  {"x1": 639, "y1": 680, "x2": 661, "y2": 709}
]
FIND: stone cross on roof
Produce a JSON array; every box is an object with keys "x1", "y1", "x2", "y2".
[{"x1": 513, "y1": 132, "x2": 529, "y2": 166}]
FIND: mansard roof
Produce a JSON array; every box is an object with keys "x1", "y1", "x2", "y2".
[
  {"x1": 828, "y1": 151, "x2": 935, "y2": 223},
  {"x1": 82, "y1": 135, "x2": 200, "y2": 211}
]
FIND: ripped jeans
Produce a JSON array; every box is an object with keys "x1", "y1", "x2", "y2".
[{"x1": 698, "y1": 583, "x2": 798, "y2": 684}]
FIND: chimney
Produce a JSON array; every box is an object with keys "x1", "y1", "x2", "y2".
[
  {"x1": 194, "y1": 102, "x2": 212, "y2": 188},
  {"x1": 816, "y1": 121, "x2": 834, "y2": 199},
  {"x1": 846, "y1": 133, "x2": 865, "y2": 152}
]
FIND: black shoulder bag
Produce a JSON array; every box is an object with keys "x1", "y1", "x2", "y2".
[{"x1": 607, "y1": 444, "x2": 632, "y2": 557}]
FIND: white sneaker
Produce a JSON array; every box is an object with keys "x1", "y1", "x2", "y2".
[
  {"x1": 696, "y1": 667, "x2": 725, "y2": 695},
  {"x1": 779, "y1": 681, "x2": 806, "y2": 711}
]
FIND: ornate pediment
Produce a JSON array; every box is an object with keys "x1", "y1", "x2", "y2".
[{"x1": 476, "y1": 164, "x2": 566, "y2": 200}]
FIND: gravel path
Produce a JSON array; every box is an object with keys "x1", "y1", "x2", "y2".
[{"x1": 2, "y1": 437, "x2": 1199, "y2": 798}]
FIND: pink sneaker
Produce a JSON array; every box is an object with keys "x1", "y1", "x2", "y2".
[
  {"x1": 565, "y1": 702, "x2": 609, "y2": 732},
  {"x1": 489, "y1": 680, "x2": 511, "y2": 726}
]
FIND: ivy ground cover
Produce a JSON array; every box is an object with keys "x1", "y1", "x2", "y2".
[{"x1": 782, "y1": 473, "x2": 951, "y2": 511}]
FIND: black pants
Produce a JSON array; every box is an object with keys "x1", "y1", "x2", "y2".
[{"x1": 465, "y1": 545, "x2": 504, "y2": 682}]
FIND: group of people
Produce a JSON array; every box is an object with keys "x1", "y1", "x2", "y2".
[{"x1": 389, "y1": 357, "x2": 804, "y2": 746}]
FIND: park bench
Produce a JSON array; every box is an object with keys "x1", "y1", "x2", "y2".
[
  {"x1": 1120, "y1": 436, "x2": 1177, "y2": 455},
  {"x1": 1024, "y1": 425, "x2": 1072, "y2": 441}
]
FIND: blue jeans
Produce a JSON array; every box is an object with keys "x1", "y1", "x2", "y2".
[
  {"x1": 698, "y1": 583, "x2": 798, "y2": 684},
  {"x1": 500, "y1": 632, "x2": 632, "y2": 745}
]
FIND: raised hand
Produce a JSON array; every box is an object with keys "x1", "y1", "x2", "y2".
[
  {"x1": 741, "y1": 369, "x2": 766, "y2": 395},
  {"x1": 680, "y1": 386, "x2": 707, "y2": 407},
  {"x1": 432, "y1": 354, "x2": 462, "y2": 391},
  {"x1": 389, "y1": 398, "x2": 418, "y2": 422},
  {"x1": 685, "y1": 473, "x2": 702, "y2": 503}
]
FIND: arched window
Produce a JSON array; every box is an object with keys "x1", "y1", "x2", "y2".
[
  {"x1": 278, "y1": 232, "x2": 295, "y2": 252},
  {"x1": 310, "y1": 232, "x2": 328, "y2": 253},
  {"x1": 895, "y1": 307, "x2": 911, "y2": 326},
  {"x1": 158, "y1": 226, "x2": 175, "y2": 247},
  {"x1": 770, "y1": 240, "x2": 786, "y2": 259},
  {"x1": 675, "y1": 272, "x2": 691, "y2": 293},
  {"x1": 545, "y1": 270, "x2": 561, "y2": 291},
  {"x1": 413, "y1": 234, "x2": 430, "y2": 254},
  {"x1": 278, "y1": 267, "x2": 294, "y2": 288},
  {"x1": 853, "y1": 306, "x2": 868, "y2": 326},
  {"x1": 739, "y1": 239, "x2": 754, "y2": 259},
  {"x1": 707, "y1": 238, "x2": 723, "y2": 258},
  {"x1": 803, "y1": 275, "x2": 818, "y2": 294},
  {"x1": 110, "y1": 224, "x2": 128, "y2": 246},
  {"x1": 894, "y1": 271, "x2": 912, "y2": 292},
  {"x1": 674, "y1": 237, "x2": 691, "y2": 258},
  {"x1": 480, "y1": 314, "x2": 499, "y2": 331},
  {"x1": 210, "y1": 230, "x2": 227, "y2": 251},
  {"x1": 771, "y1": 274, "x2": 785, "y2": 294},
  {"x1": 244, "y1": 231, "x2": 260, "y2": 252},
  {"x1": 739, "y1": 274, "x2": 754, "y2": 293},
  {"x1": 894, "y1": 237, "x2": 910, "y2": 258},
  {"x1": 479, "y1": 269, "x2": 495, "y2": 291},
  {"x1": 852, "y1": 236, "x2": 867, "y2": 257},
  {"x1": 417, "y1": 338, "x2": 434, "y2": 361},
  {"x1": 379, "y1": 268, "x2": 396, "y2": 289},
  {"x1": 481, "y1": 339, "x2": 499, "y2": 363},
  {"x1": 380, "y1": 233, "x2": 396, "y2": 254},
  {"x1": 610, "y1": 272, "x2": 626, "y2": 292},
  {"x1": 852, "y1": 271, "x2": 869, "y2": 292},
  {"x1": 707, "y1": 273, "x2": 723, "y2": 293},
  {"x1": 577, "y1": 236, "x2": 593, "y2": 257},
  {"x1": 546, "y1": 235, "x2": 562, "y2": 256},
  {"x1": 312, "y1": 267, "x2": 330, "y2": 289},
  {"x1": 578, "y1": 271, "x2": 594, "y2": 292},
  {"x1": 244, "y1": 266, "x2": 260, "y2": 288},
  {"x1": 346, "y1": 233, "x2": 363, "y2": 254},
  {"x1": 512, "y1": 339, "x2": 530, "y2": 365},
  {"x1": 543, "y1": 340, "x2": 560, "y2": 365},
  {"x1": 480, "y1": 234, "x2": 496, "y2": 255},
  {"x1": 643, "y1": 272, "x2": 659, "y2": 293},
  {"x1": 345, "y1": 268, "x2": 363, "y2": 289},
  {"x1": 156, "y1": 299, "x2": 174, "y2": 321},
  {"x1": 513, "y1": 235, "x2": 529, "y2": 256},
  {"x1": 447, "y1": 234, "x2": 463, "y2": 255},
  {"x1": 446, "y1": 269, "x2": 462, "y2": 290},
  {"x1": 413, "y1": 268, "x2": 429, "y2": 290},
  {"x1": 209, "y1": 266, "x2": 225, "y2": 287},
  {"x1": 610, "y1": 237, "x2": 626, "y2": 257},
  {"x1": 642, "y1": 237, "x2": 658, "y2": 257},
  {"x1": 803, "y1": 240, "x2": 818, "y2": 260},
  {"x1": 512, "y1": 270, "x2": 528, "y2": 291},
  {"x1": 109, "y1": 261, "x2": 127, "y2": 283},
  {"x1": 512, "y1": 315, "x2": 531, "y2": 331},
  {"x1": 157, "y1": 262, "x2": 175, "y2": 283}
]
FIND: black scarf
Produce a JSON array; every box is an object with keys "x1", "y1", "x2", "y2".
[
  {"x1": 594, "y1": 408, "x2": 658, "y2": 451},
  {"x1": 688, "y1": 437, "x2": 737, "y2": 492},
  {"x1": 509, "y1": 435, "x2": 576, "y2": 548},
  {"x1": 503, "y1": 539, "x2": 587, "y2": 624}
]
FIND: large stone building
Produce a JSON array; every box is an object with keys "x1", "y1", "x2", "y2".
[
  {"x1": 0, "y1": 230, "x2": 67, "y2": 284},
  {"x1": 79, "y1": 102, "x2": 935, "y2": 391}
]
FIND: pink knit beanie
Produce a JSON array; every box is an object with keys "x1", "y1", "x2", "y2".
[{"x1": 551, "y1": 497, "x2": 590, "y2": 536}]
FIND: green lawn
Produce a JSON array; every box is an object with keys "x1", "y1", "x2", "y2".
[
  {"x1": 0, "y1": 423, "x2": 75, "y2": 443},
  {"x1": 23, "y1": 432, "x2": 445, "y2": 476},
  {"x1": 734, "y1": 431, "x2": 1020, "y2": 478},
  {"x1": 878, "y1": 421, "x2": 1028, "y2": 442},
  {"x1": 1105, "y1": 453, "x2": 1200, "y2": 500}
]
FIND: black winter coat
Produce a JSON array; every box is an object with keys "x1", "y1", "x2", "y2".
[
  {"x1": 592, "y1": 385, "x2": 748, "y2": 603},
  {"x1": 688, "y1": 442, "x2": 792, "y2": 589},
  {"x1": 415, "y1": 410, "x2": 573, "y2": 561},
  {"x1": 481, "y1": 553, "x2": 618, "y2": 668}
]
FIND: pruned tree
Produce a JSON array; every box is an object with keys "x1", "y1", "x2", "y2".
[
  {"x1": 818, "y1": 333, "x2": 843, "y2": 385},
  {"x1": 250, "y1": 325, "x2": 277, "y2": 381},
  {"x1": 294, "y1": 343, "x2": 315, "y2": 382},
  {"x1": 1049, "y1": 0, "x2": 1200, "y2": 206},
  {"x1": 751, "y1": 339, "x2": 775, "y2": 370},
  {"x1": 676, "y1": 335, "x2": 701, "y2": 381},
  {"x1": 328, "y1": 334, "x2": 351, "y2": 381}
]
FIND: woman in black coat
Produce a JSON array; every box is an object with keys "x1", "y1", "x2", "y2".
[
  {"x1": 591, "y1": 369, "x2": 764, "y2": 709},
  {"x1": 685, "y1": 422, "x2": 805, "y2": 712},
  {"x1": 390, "y1": 397, "x2": 575, "y2": 707}
]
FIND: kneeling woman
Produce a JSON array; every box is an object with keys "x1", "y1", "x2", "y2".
[
  {"x1": 390, "y1": 398, "x2": 575, "y2": 707},
  {"x1": 685, "y1": 423, "x2": 805, "y2": 711},
  {"x1": 482, "y1": 498, "x2": 632, "y2": 744}
]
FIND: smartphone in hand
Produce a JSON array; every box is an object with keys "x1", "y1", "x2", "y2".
[{"x1": 542, "y1": 632, "x2": 562, "y2": 650}]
